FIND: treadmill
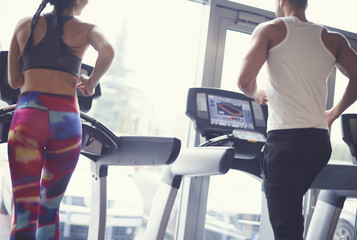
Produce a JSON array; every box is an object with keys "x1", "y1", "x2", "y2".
[
  {"x1": 147, "y1": 87, "x2": 357, "y2": 240},
  {"x1": 306, "y1": 114, "x2": 357, "y2": 240},
  {"x1": 0, "y1": 51, "x2": 235, "y2": 240},
  {"x1": 0, "y1": 51, "x2": 183, "y2": 240},
  {"x1": 145, "y1": 87, "x2": 267, "y2": 240}
]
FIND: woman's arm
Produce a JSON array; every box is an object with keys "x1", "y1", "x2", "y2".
[
  {"x1": 77, "y1": 25, "x2": 115, "y2": 96},
  {"x1": 8, "y1": 21, "x2": 27, "y2": 89}
]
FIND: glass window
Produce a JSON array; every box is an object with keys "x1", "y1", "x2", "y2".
[
  {"x1": 207, "y1": 29, "x2": 264, "y2": 240},
  {"x1": 335, "y1": 197, "x2": 357, "y2": 240},
  {"x1": 81, "y1": 0, "x2": 202, "y2": 139},
  {"x1": 80, "y1": 2, "x2": 205, "y2": 236},
  {"x1": 230, "y1": 0, "x2": 357, "y2": 33},
  {"x1": 330, "y1": 71, "x2": 357, "y2": 163},
  {"x1": 220, "y1": 31, "x2": 251, "y2": 92},
  {"x1": 221, "y1": 30, "x2": 268, "y2": 92},
  {"x1": 307, "y1": 0, "x2": 357, "y2": 33},
  {"x1": 0, "y1": 1, "x2": 35, "y2": 49},
  {"x1": 227, "y1": 0, "x2": 275, "y2": 12},
  {"x1": 0, "y1": 143, "x2": 11, "y2": 239},
  {"x1": 206, "y1": 171, "x2": 262, "y2": 240}
]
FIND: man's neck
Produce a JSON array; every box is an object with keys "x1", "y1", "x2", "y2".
[{"x1": 285, "y1": 10, "x2": 308, "y2": 22}]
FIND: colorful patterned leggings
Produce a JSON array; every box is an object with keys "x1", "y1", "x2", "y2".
[{"x1": 8, "y1": 91, "x2": 82, "y2": 240}]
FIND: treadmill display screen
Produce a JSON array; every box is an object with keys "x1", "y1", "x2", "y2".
[{"x1": 207, "y1": 94, "x2": 254, "y2": 130}]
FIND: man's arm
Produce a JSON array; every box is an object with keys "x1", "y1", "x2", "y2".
[
  {"x1": 237, "y1": 23, "x2": 269, "y2": 104},
  {"x1": 326, "y1": 33, "x2": 357, "y2": 126}
]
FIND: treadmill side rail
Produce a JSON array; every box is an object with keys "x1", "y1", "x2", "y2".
[
  {"x1": 145, "y1": 146, "x2": 235, "y2": 240},
  {"x1": 90, "y1": 136, "x2": 181, "y2": 177}
]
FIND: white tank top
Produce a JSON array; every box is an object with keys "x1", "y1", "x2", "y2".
[{"x1": 266, "y1": 17, "x2": 336, "y2": 132}]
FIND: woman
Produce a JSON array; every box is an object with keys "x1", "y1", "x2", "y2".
[{"x1": 7, "y1": 0, "x2": 114, "y2": 239}]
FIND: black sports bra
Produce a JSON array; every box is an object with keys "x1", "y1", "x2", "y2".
[{"x1": 23, "y1": 13, "x2": 82, "y2": 77}]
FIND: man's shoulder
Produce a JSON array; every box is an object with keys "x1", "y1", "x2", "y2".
[
  {"x1": 324, "y1": 28, "x2": 345, "y2": 39},
  {"x1": 322, "y1": 28, "x2": 347, "y2": 46},
  {"x1": 253, "y1": 19, "x2": 285, "y2": 42},
  {"x1": 255, "y1": 19, "x2": 285, "y2": 33}
]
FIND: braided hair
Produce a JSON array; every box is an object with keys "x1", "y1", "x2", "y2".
[
  {"x1": 23, "y1": 0, "x2": 76, "y2": 55},
  {"x1": 49, "y1": 0, "x2": 76, "y2": 40},
  {"x1": 23, "y1": 0, "x2": 49, "y2": 54}
]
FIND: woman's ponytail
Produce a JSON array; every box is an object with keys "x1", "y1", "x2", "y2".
[
  {"x1": 22, "y1": 0, "x2": 49, "y2": 55},
  {"x1": 21, "y1": 0, "x2": 75, "y2": 57},
  {"x1": 52, "y1": 0, "x2": 76, "y2": 51}
]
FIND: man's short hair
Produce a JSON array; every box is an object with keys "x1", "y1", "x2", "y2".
[{"x1": 288, "y1": 0, "x2": 308, "y2": 9}]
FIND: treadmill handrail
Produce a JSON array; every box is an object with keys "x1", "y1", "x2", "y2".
[
  {"x1": 170, "y1": 146, "x2": 235, "y2": 177},
  {"x1": 80, "y1": 112, "x2": 120, "y2": 148},
  {"x1": 145, "y1": 146, "x2": 235, "y2": 240},
  {"x1": 311, "y1": 163, "x2": 357, "y2": 190}
]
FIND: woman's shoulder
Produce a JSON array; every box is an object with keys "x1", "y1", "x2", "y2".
[
  {"x1": 15, "y1": 16, "x2": 33, "y2": 31},
  {"x1": 63, "y1": 17, "x2": 96, "y2": 48},
  {"x1": 15, "y1": 15, "x2": 51, "y2": 33},
  {"x1": 70, "y1": 17, "x2": 95, "y2": 31}
]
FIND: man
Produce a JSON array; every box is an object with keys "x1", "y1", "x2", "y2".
[{"x1": 237, "y1": 0, "x2": 357, "y2": 239}]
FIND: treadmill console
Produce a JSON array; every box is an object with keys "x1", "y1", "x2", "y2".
[{"x1": 186, "y1": 88, "x2": 268, "y2": 139}]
